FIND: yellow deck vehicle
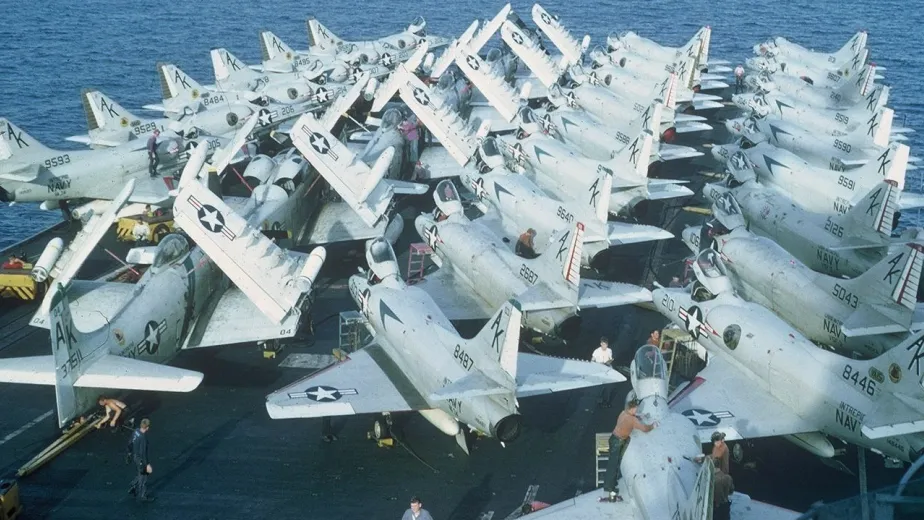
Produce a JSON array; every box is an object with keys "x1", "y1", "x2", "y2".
[
  {"x1": 0, "y1": 263, "x2": 47, "y2": 301},
  {"x1": 116, "y1": 211, "x2": 175, "y2": 244}
]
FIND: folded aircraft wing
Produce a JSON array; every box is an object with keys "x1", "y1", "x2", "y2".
[
  {"x1": 0, "y1": 355, "x2": 202, "y2": 392},
  {"x1": 578, "y1": 280, "x2": 652, "y2": 309},
  {"x1": 265, "y1": 344, "x2": 429, "y2": 419},
  {"x1": 515, "y1": 353, "x2": 626, "y2": 398},
  {"x1": 182, "y1": 286, "x2": 303, "y2": 349},
  {"x1": 303, "y1": 201, "x2": 387, "y2": 245},
  {"x1": 173, "y1": 180, "x2": 324, "y2": 324},
  {"x1": 417, "y1": 146, "x2": 470, "y2": 179},
  {"x1": 668, "y1": 354, "x2": 819, "y2": 442},
  {"x1": 414, "y1": 267, "x2": 494, "y2": 320}
]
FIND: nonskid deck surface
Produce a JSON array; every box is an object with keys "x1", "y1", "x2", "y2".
[{"x1": 0, "y1": 128, "x2": 905, "y2": 519}]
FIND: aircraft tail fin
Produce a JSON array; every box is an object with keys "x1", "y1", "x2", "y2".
[
  {"x1": 854, "y1": 328, "x2": 924, "y2": 439},
  {"x1": 211, "y1": 48, "x2": 259, "y2": 85},
  {"x1": 853, "y1": 140, "x2": 910, "y2": 190},
  {"x1": 44, "y1": 280, "x2": 203, "y2": 427},
  {"x1": 526, "y1": 222, "x2": 584, "y2": 294},
  {"x1": 80, "y1": 89, "x2": 143, "y2": 134},
  {"x1": 606, "y1": 130, "x2": 653, "y2": 184},
  {"x1": 259, "y1": 30, "x2": 296, "y2": 65},
  {"x1": 464, "y1": 299, "x2": 522, "y2": 382},
  {"x1": 306, "y1": 17, "x2": 343, "y2": 52},
  {"x1": 48, "y1": 281, "x2": 100, "y2": 428},
  {"x1": 837, "y1": 61, "x2": 876, "y2": 101},
  {"x1": 0, "y1": 118, "x2": 56, "y2": 161},
  {"x1": 842, "y1": 180, "x2": 899, "y2": 240},
  {"x1": 835, "y1": 31, "x2": 867, "y2": 62},
  {"x1": 586, "y1": 159, "x2": 614, "y2": 222},
  {"x1": 698, "y1": 26, "x2": 712, "y2": 67},
  {"x1": 630, "y1": 102, "x2": 664, "y2": 142},
  {"x1": 157, "y1": 62, "x2": 206, "y2": 106},
  {"x1": 854, "y1": 106, "x2": 894, "y2": 148},
  {"x1": 829, "y1": 242, "x2": 924, "y2": 337}
]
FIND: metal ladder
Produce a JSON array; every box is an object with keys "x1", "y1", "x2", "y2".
[
  {"x1": 406, "y1": 243, "x2": 432, "y2": 284},
  {"x1": 338, "y1": 311, "x2": 371, "y2": 354},
  {"x1": 595, "y1": 433, "x2": 610, "y2": 486}
]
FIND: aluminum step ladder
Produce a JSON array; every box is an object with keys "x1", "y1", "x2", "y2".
[
  {"x1": 595, "y1": 433, "x2": 610, "y2": 487},
  {"x1": 338, "y1": 311, "x2": 371, "y2": 354},
  {"x1": 406, "y1": 243, "x2": 432, "y2": 284}
]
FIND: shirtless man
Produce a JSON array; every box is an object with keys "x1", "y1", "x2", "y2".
[
  {"x1": 601, "y1": 398, "x2": 657, "y2": 501},
  {"x1": 97, "y1": 397, "x2": 127, "y2": 429}
]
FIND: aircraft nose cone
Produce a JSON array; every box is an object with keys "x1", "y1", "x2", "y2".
[
  {"x1": 711, "y1": 144, "x2": 736, "y2": 163},
  {"x1": 680, "y1": 226, "x2": 701, "y2": 253},
  {"x1": 413, "y1": 214, "x2": 433, "y2": 242},
  {"x1": 724, "y1": 118, "x2": 746, "y2": 137}
]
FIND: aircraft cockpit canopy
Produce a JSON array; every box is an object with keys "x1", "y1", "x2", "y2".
[
  {"x1": 409, "y1": 16, "x2": 427, "y2": 35},
  {"x1": 369, "y1": 239, "x2": 397, "y2": 266},
  {"x1": 632, "y1": 345, "x2": 667, "y2": 382},
  {"x1": 436, "y1": 180, "x2": 460, "y2": 203},
  {"x1": 382, "y1": 108, "x2": 402, "y2": 129},
  {"x1": 151, "y1": 234, "x2": 190, "y2": 272},
  {"x1": 696, "y1": 248, "x2": 727, "y2": 279},
  {"x1": 486, "y1": 48, "x2": 502, "y2": 63}
]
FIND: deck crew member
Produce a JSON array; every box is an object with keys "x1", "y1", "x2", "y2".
[
  {"x1": 713, "y1": 466, "x2": 734, "y2": 520},
  {"x1": 602, "y1": 398, "x2": 657, "y2": 502},
  {"x1": 734, "y1": 65, "x2": 745, "y2": 94},
  {"x1": 401, "y1": 496, "x2": 434, "y2": 520},
  {"x1": 515, "y1": 228, "x2": 537, "y2": 259},
  {"x1": 147, "y1": 129, "x2": 161, "y2": 178},
  {"x1": 591, "y1": 337, "x2": 615, "y2": 407},
  {"x1": 97, "y1": 396, "x2": 127, "y2": 430},
  {"x1": 128, "y1": 418, "x2": 155, "y2": 502},
  {"x1": 3, "y1": 255, "x2": 25, "y2": 269}
]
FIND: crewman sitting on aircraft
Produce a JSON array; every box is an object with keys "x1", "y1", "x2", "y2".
[
  {"x1": 97, "y1": 396, "x2": 127, "y2": 430},
  {"x1": 2, "y1": 255, "x2": 25, "y2": 269},
  {"x1": 147, "y1": 129, "x2": 161, "y2": 178},
  {"x1": 602, "y1": 398, "x2": 657, "y2": 502},
  {"x1": 515, "y1": 229, "x2": 538, "y2": 259}
]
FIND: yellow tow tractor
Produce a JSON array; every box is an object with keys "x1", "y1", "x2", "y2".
[
  {"x1": 116, "y1": 209, "x2": 176, "y2": 245},
  {"x1": 0, "y1": 262, "x2": 48, "y2": 302}
]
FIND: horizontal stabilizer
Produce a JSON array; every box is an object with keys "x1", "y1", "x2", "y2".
[
  {"x1": 578, "y1": 280, "x2": 651, "y2": 309},
  {"x1": 429, "y1": 371, "x2": 510, "y2": 401},
  {"x1": 646, "y1": 183, "x2": 695, "y2": 200},
  {"x1": 0, "y1": 355, "x2": 202, "y2": 392},
  {"x1": 841, "y1": 304, "x2": 911, "y2": 337},
  {"x1": 517, "y1": 283, "x2": 574, "y2": 312},
  {"x1": 75, "y1": 355, "x2": 203, "y2": 392},
  {"x1": 0, "y1": 356, "x2": 56, "y2": 385},
  {"x1": 676, "y1": 122, "x2": 714, "y2": 134},
  {"x1": 515, "y1": 353, "x2": 626, "y2": 398},
  {"x1": 658, "y1": 143, "x2": 704, "y2": 161},
  {"x1": 606, "y1": 221, "x2": 674, "y2": 245}
]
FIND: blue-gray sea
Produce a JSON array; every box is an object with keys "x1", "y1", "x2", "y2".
[{"x1": 1, "y1": 0, "x2": 922, "y2": 248}]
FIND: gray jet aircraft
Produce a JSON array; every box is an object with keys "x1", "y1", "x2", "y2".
[
  {"x1": 412, "y1": 179, "x2": 651, "y2": 339},
  {"x1": 654, "y1": 271, "x2": 924, "y2": 464},
  {"x1": 263, "y1": 236, "x2": 625, "y2": 453},
  {"x1": 680, "y1": 200, "x2": 923, "y2": 357}
]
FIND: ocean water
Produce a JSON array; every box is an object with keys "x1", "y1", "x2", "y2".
[{"x1": 0, "y1": 0, "x2": 922, "y2": 249}]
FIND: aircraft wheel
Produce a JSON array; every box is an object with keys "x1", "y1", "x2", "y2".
[
  {"x1": 373, "y1": 418, "x2": 390, "y2": 440},
  {"x1": 732, "y1": 442, "x2": 745, "y2": 463}
]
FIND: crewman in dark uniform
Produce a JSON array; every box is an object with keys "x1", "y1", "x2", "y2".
[
  {"x1": 147, "y1": 129, "x2": 161, "y2": 178},
  {"x1": 128, "y1": 418, "x2": 155, "y2": 502}
]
